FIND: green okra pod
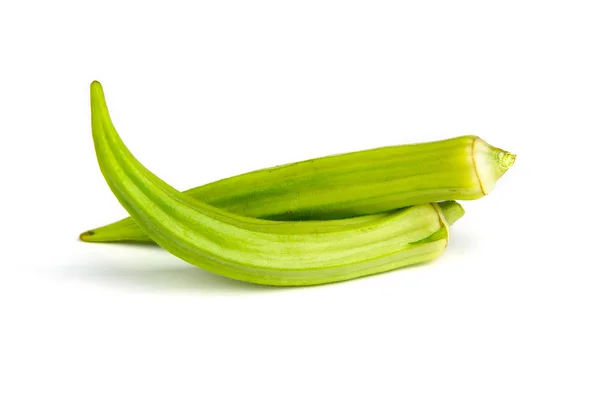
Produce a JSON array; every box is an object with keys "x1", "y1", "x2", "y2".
[
  {"x1": 81, "y1": 129, "x2": 514, "y2": 243},
  {"x1": 88, "y1": 81, "x2": 467, "y2": 286}
]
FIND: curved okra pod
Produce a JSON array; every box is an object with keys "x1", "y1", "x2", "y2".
[
  {"x1": 89, "y1": 81, "x2": 465, "y2": 286},
  {"x1": 81, "y1": 119, "x2": 515, "y2": 243}
]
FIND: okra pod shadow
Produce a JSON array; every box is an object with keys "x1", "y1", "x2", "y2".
[{"x1": 59, "y1": 259, "x2": 283, "y2": 294}]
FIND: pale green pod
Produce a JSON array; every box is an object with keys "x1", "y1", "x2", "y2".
[
  {"x1": 81, "y1": 109, "x2": 514, "y2": 243},
  {"x1": 88, "y1": 81, "x2": 466, "y2": 286}
]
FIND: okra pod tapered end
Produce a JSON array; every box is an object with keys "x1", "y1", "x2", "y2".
[
  {"x1": 79, "y1": 230, "x2": 95, "y2": 241},
  {"x1": 79, "y1": 218, "x2": 153, "y2": 243},
  {"x1": 79, "y1": 228, "x2": 127, "y2": 243},
  {"x1": 473, "y1": 138, "x2": 516, "y2": 195}
]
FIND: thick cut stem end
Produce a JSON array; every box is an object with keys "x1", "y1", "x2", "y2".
[{"x1": 473, "y1": 138, "x2": 516, "y2": 195}]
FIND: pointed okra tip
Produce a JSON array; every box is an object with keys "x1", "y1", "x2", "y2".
[
  {"x1": 473, "y1": 137, "x2": 517, "y2": 195},
  {"x1": 90, "y1": 80, "x2": 103, "y2": 90},
  {"x1": 90, "y1": 80, "x2": 105, "y2": 102},
  {"x1": 79, "y1": 230, "x2": 96, "y2": 242}
]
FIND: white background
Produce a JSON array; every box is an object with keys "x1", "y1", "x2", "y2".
[{"x1": 1, "y1": 1, "x2": 598, "y2": 398}]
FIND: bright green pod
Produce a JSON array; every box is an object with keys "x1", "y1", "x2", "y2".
[
  {"x1": 88, "y1": 81, "x2": 466, "y2": 286},
  {"x1": 80, "y1": 100, "x2": 514, "y2": 243}
]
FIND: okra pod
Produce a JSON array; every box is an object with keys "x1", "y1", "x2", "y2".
[
  {"x1": 81, "y1": 129, "x2": 514, "y2": 243},
  {"x1": 88, "y1": 81, "x2": 467, "y2": 286}
]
